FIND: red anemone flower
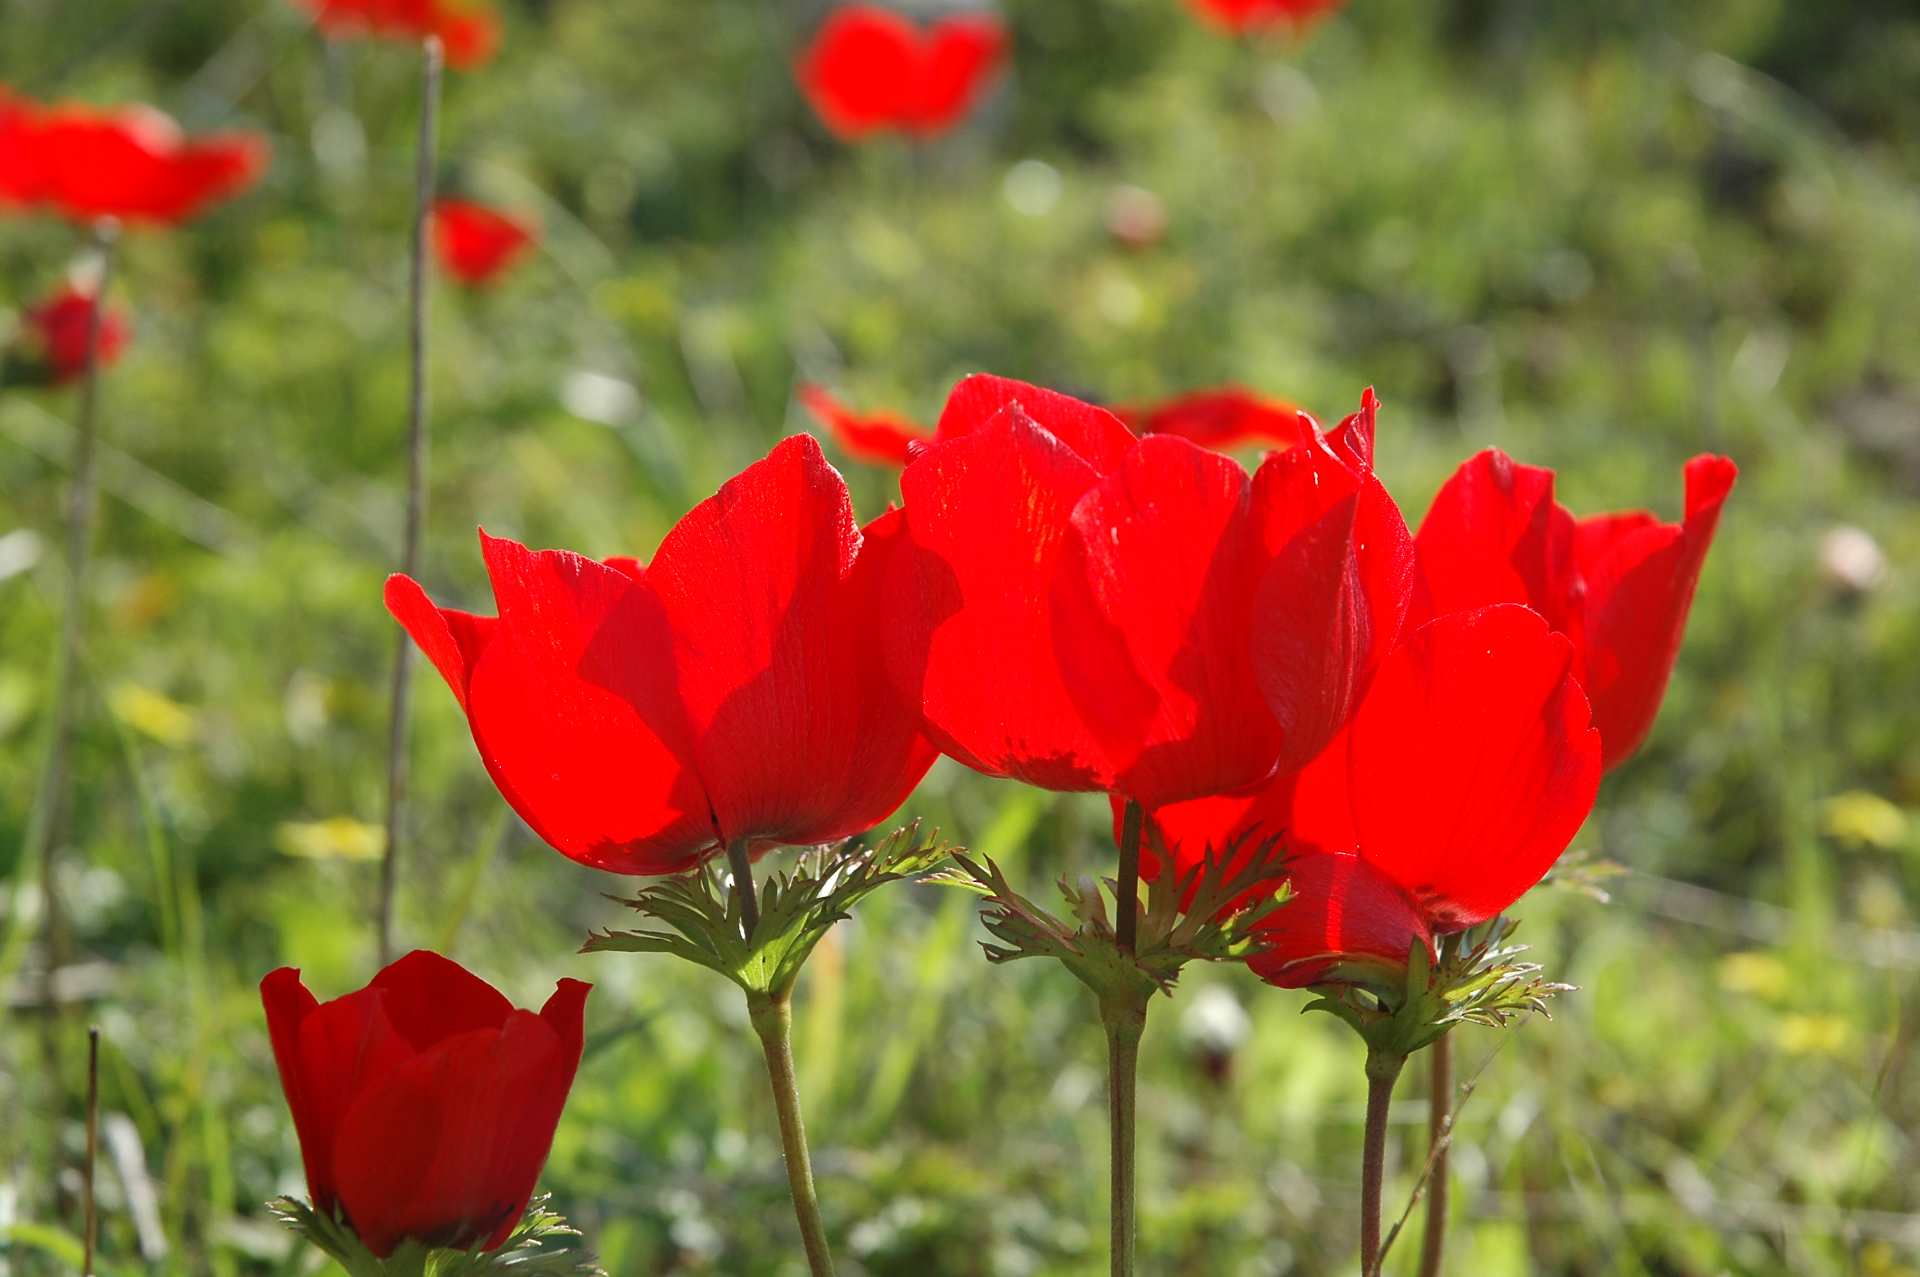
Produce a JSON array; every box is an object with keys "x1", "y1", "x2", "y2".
[
  {"x1": 260, "y1": 951, "x2": 589, "y2": 1258},
  {"x1": 432, "y1": 199, "x2": 536, "y2": 287},
  {"x1": 795, "y1": 6, "x2": 1008, "y2": 140},
  {"x1": 1413, "y1": 450, "x2": 1737, "y2": 770},
  {"x1": 1145, "y1": 604, "x2": 1602, "y2": 986},
  {"x1": 886, "y1": 374, "x2": 1412, "y2": 811},
  {"x1": 1186, "y1": 0, "x2": 1346, "y2": 33},
  {"x1": 1113, "y1": 387, "x2": 1316, "y2": 452},
  {"x1": 0, "y1": 94, "x2": 266, "y2": 225},
  {"x1": 799, "y1": 383, "x2": 933, "y2": 466},
  {"x1": 17, "y1": 285, "x2": 129, "y2": 386},
  {"x1": 388, "y1": 434, "x2": 936, "y2": 874},
  {"x1": 295, "y1": 0, "x2": 502, "y2": 70}
]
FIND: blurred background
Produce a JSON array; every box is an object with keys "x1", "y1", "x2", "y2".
[{"x1": 4, "y1": 0, "x2": 1920, "y2": 1272}]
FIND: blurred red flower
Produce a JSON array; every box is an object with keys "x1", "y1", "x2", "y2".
[
  {"x1": 18, "y1": 285, "x2": 129, "y2": 386},
  {"x1": 796, "y1": 6, "x2": 1008, "y2": 139},
  {"x1": 260, "y1": 951, "x2": 589, "y2": 1257},
  {"x1": 1413, "y1": 450, "x2": 1737, "y2": 769},
  {"x1": 886, "y1": 375, "x2": 1412, "y2": 810},
  {"x1": 1112, "y1": 386, "x2": 1316, "y2": 452},
  {"x1": 0, "y1": 92, "x2": 266, "y2": 225},
  {"x1": 432, "y1": 199, "x2": 535, "y2": 286},
  {"x1": 388, "y1": 435, "x2": 936, "y2": 874},
  {"x1": 295, "y1": 0, "x2": 502, "y2": 69},
  {"x1": 1146, "y1": 605, "x2": 1602, "y2": 986},
  {"x1": 800, "y1": 383, "x2": 933, "y2": 465},
  {"x1": 1187, "y1": 0, "x2": 1345, "y2": 33}
]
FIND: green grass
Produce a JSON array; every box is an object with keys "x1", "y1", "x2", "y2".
[{"x1": 4, "y1": 0, "x2": 1920, "y2": 1272}]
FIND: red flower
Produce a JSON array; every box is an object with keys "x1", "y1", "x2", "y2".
[
  {"x1": 887, "y1": 375, "x2": 1412, "y2": 809},
  {"x1": 1146, "y1": 605, "x2": 1602, "y2": 986},
  {"x1": 1113, "y1": 387, "x2": 1317, "y2": 452},
  {"x1": 799, "y1": 383, "x2": 933, "y2": 465},
  {"x1": 294, "y1": 0, "x2": 503, "y2": 70},
  {"x1": 0, "y1": 92, "x2": 267, "y2": 225},
  {"x1": 1413, "y1": 450, "x2": 1737, "y2": 770},
  {"x1": 388, "y1": 435, "x2": 936, "y2": 874},
  {"x1": 432, "y1": 199, "x2": 536, "y2": 286},
  {"x1": 18, "y1": 285, "x2": 129, "y2": 386},
  {"x1": 260, "y1": 951, "x2": 589, "y2": 1257},
  {"x1": 1186, "y1": 0, "x2": 1345, "y2": 33},
  {"x1": 795, "y1": 6, "x2": 1008, "y2": 140}
]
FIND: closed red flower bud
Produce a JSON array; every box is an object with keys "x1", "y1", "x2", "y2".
[
  {"x1": 1186, "y1": 0, "x2": 1346, "y2": 34},
  {"x1": 1146, "y1": 605, "x2": 1602, "y2": 986},
  {"x1": 0, "y1": 92, "x2": 267, "y2": 226},
  {"x1": 796, "y1": 6, "x2": 1008, "y2": 140},
  {"x1": 260, "y1": 951, "x2": 590, "y2": 1257},
  {"x1": 388, "y1": 434, "x2": 936, "y2": 874},
  {"x1": 294, "y1": 0, "x2": 503, "y2": 69},
  {"x1": 432, "y1": 199, "x2": 536, "y2": 286},
  {"x1": 19, "y1": 285, "x2": 129, "y2": 386},
  {"x1": 799, "y1": 383, "x2": 933, "y2": 465},
  {"x1": 1413, "y1": 449, "x2": 1737, "y2": 770},
  {"x1": 887, "y1": 374, "x2": 1413, "y2": 809}
]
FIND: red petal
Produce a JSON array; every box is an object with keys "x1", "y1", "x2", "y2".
[
  {"x1": 1325, "y1": 386, "x2": 1378, "y2": 471},
  {"x1": 1412, "y1": 448, "x2": 1576, "y2": 627},
  {"x1": 798, "y1": 383, "x2": 931, "y2": 467},
  {"x1": 287, "y1": 984, "x2": 416, "y2": 1218},
  {"x1": 432, "y1": 199, "x2": 535, "y2": 286},
  {"x1": 1249, "y1": 434, "x2": 1415, "y2": 774},
  {"x1": 465, "y1": 531, "x2": 716, "y2": 873},
  {"x1": 908, "y1": 16, "x2": 1007, "y2": 135},
  {"x1": 645, "y1": 435, "x2": 933, "y2": 845},
  {"x1": 1345, "y1": 605, "x2": 1601, "y2": 929},
  {"x1": 890, "y1": 406, "x2": 1124, "y2": 791},
  {"x1": 385, "y1": 574, "x2": 495, "y2": 712},
  {"x1": 1247, "y1": 852, "x2": 1432, "y2": 988},
  {"x1": 367, "y1": 950, "x2": 514, "y2": 1051},
  {"x1": 1569, "y1": 455, "x2": 1736, "y2": 768},
  {"x1": 934, "y1": 373, "x2": 1138, "y2": 474},
  {"x1": 332, "y1": 1014, "x2": 568, "y2": 1256},
  {"x1": 261, "y1": 969, "x2": 330, "y2": 1211},
  {"x1": 477, "y1": 978, "x2": 590, "y2": 1249},
  {"x1": 1061, "y1": 434, "x2": 1282, "y2": 807},
  {"x1": 795, "y1": 6, "x2": 919, "y2": 139},
  {"x1": 1117, "y1": 386, "x2": 1317, "y2": 452}
]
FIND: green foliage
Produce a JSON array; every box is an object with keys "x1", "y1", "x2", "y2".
[{"x1": 269, "y1": 1195, "x2": 603, "y2": 1276}]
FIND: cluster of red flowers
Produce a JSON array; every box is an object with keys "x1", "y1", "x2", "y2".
[
  {"x1": 0, "y1": 88, "x2": 267, "y2": 225},
  {"x1": 294, "y1": 0, "x2": 503, "y2": 70},
  {"x1": 397, "y1": 373, "x2": 1733, "y2": 1000}
]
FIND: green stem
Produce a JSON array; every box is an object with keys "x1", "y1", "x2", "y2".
[
  {"x1": 1115, "y1": 799, "x2": 1143, "y2": 954},
  {"x1": 377, "y1": 35, "x2": 442, "y2": 967},
  {"x1": 1100, "y1": 989, "x2": 1148, "y2": 1277},
  {"x1": 1361, "y1": 1048, "x2": 1406, "y2": 1277},
  {"x1": 83, "y1": 1026, "x2": 99, "y2": 1276},
  {"x1": 1418, "y1": 1034, "x2": 1452, "y2": 1277},
  {"x1": 727, "y1": 838, "x2": 760, "y2": 938},
  {"x1": 747, "y1": 994, "x2": 835, "y2": 1276}
]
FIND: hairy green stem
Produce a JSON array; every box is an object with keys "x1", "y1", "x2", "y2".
[
  {"x1": 1361, "y1": 1048, "x2": 1406, "y2": 1277},
  {"x1": 748, "y1": 994, "x2": 835, "y2": 1276},
  {"x1": 1418, "y1": 1034, "x2": 1452, "y2": 1277},
  {"x1": 727, "y1": 838, "x2": 760, "y2": 937},
  {"x1": 377, "y1": 35, "x2": 442, "y2": 966},
  {"x1": 1101, "y1": 990, "x2": 1148, "y2": 1277}
]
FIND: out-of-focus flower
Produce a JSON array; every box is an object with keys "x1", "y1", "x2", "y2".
[
  {"x1": 799, "y1": 383, "x2": 933, "y2": 465},
  {"x1": 1818, "y1": 525, "x2": 1887, "y2": 595},
  {"x1": 14, "y1": 284, "x2": 129, "y2": 386},
  {"x1": 1186, "y1": 0, "x2": 1346, "y2": 34},
  {"x1": 388, "y1": 435, "x2": 936, "y2": 875},
  {"x1": 1146, "y1": 605, "x2": 1602, "y2": 987},
  {"x1": 1104, "y1": 184, "x2": 1168, "y2": 251},
  {"x1": 261, "y1": 952, "x2": 589, "y2": 1257},
  {"x1": 0, "y1": 90, "x2": 267, "y2": 225},
  {"x1": 107, "y1": 682, "x2": 194, "y2": 745},
  {"x1": 886, "y1": 374, "x2": 1412, "y2": 810},
  {"x1": 1413, "y1": 450, "x2": 1737, "y2": 770},
  {"x1": 796, "y1": 6, "x2": 1008, "y2": 140},
  {"x1": 431, "y1": 199, "x2": 535, "y2": 286},
  {"x1": 1112, "y1": 386, "x2": 1315, "y2": 452},
  {"x1": 293, "y1": 0, "x2": 502, "y2": 70},
  {"x1": 275, "y1": 817, "x2": 387, "y2": 862},
  {"x1": 1820, "y1": 790, "x2": 1909, "y2": 851}
]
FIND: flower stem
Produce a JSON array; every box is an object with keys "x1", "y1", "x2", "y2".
[
  {"x1": 1418, "y1": 1034, "x2": 1452, "y2": 1277},
  {"x1": 83, "y1": 1025, "x2": 99, "y2": 1276},
  {"x1": 727, "y1": 838, "x2": 760, "y2": 938},
  {"x1": 1100, "y1": 989, "x2": 1148, "y2": 1277},
  {"x1": 377, "y1": 35, "x2": 442, "y2": 966},
  {"x1": 747, "y1": 993, "x2": 835, "y2": 1276},
  {"x1": 1361, "y1": 1047, "x2": 1406, "y2": 1277},
  {"x1": 1115, "y1": 798, "x2": 1143, "y2": 954}
]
